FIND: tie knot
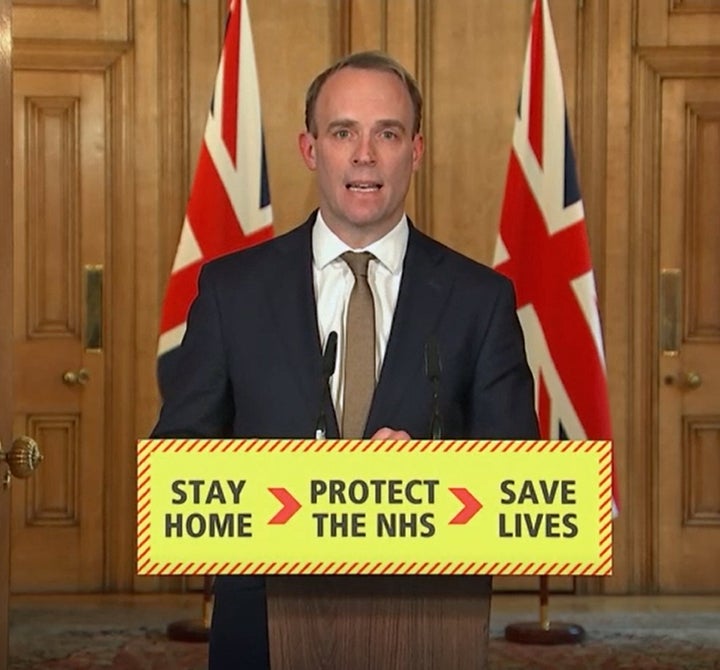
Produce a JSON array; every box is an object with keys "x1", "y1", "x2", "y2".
[{"x1": 341, "y1": 251, "x2": 373, "y2": 278}]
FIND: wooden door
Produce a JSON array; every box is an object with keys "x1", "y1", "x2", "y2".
[
  {"x1": 11, "y1": 66, "x2": 107, "y2": 592},
  {"x1": 10, "y1": 2, "x2": 132, "y2": 593},
  {"x1": 0, "y1": 0, "x2": 12, "y2": 657},
  {"x1": 657, "y1": 76, "x2": 720, "y2": 593},
  {"x1": 632, "y1": 2, "x2": 720, "y2": 592}
]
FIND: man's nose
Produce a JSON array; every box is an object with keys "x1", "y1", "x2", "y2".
[{"x1": 351, "y1": 136, "x2": 376, "y2": 165}]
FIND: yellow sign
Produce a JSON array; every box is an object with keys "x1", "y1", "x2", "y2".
[{"x1": 137, "y1": 439, "x2": 612, "y2": 576}]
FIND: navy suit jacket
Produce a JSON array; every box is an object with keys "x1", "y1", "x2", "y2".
[
  {"x1": 153, "y1": 212, "x2": 538, "y2": 441},
  {"x1": 151, "y1": 212, "x2": 539, "y2": 670}
]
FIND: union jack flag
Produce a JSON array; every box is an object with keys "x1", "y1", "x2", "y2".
[
  {"x1": 493, "y1": 0, "x2": 618, "y2": 514},
  {"x1": 158, "y1": 0, "x2": 273, "y2": 365}
]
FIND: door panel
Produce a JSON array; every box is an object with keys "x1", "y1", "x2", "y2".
[
  {"x1": 11, "y1": 69, "x2": 106, "y2": 592},
  {"x1": 658, "y1": 76, "x2": 720, "y2": 592},
  {"x1": 1, "y1": 0, "x2": 13, "y2": 656}
]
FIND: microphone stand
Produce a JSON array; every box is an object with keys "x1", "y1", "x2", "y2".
[
  {"x1": 425, "y1": 338, "x2": 443, "y2": 440},
  {"x1": 315, "y1": 332, "x2": 337, "y2": 439}
]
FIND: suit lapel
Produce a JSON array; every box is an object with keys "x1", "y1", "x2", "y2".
[
  {"x1": 265, "y1": 215, "x2": 339, "y2": 435},
  {"x1": 366, "y1": 227, "x2": 453, "y2": 435}
]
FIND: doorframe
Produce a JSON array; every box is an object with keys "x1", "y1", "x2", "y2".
[{"x1": 0, "y1": 0, "x2": 13, "y2": 657}]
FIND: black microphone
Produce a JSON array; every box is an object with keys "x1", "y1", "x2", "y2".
[
  {"x1": 315, "y1": 331, "x2": 338, "y2": 439},
  {"x1": 425, "y1": 337, "x2": 443, "y2": 439}
]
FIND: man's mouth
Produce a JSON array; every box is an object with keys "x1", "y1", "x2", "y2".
[{"x1": 346, "y1": 181, "x2": 382, "y2": 192}]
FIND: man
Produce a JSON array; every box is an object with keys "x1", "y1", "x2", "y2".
[{"x1": 152, "y1": 51, "x2": 538, "y2": 669}]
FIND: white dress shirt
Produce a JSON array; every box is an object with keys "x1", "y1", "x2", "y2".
[{"x1": 312, "y1": 212, "x2": 409, "y2": 426}]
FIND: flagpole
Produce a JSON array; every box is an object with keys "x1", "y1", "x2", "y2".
[
  {"x1": 504, "y1": 576, "x2": 585, "y2": 645},
  {"x1": 166, "y1": 575, "x2": 214, "y2": 643}
]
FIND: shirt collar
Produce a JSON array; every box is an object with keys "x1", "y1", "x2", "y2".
[{"x1": 312, "y1": 211, "x2": 409, "y2": 275}]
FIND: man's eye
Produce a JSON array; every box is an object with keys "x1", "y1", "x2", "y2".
[
  {"x1": 334, "y1": 129, "x2": 350, "y2": 139},
  {"x1": 380, "y1": 130, "x2": 398, "y2": 140}
]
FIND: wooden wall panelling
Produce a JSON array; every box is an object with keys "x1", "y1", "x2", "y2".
[
  {"x1": 14, "y1": 0, "x2": 95, "y2": 4},
  {"x1": 155, "y1": 1, "x2": 189, "y2": 317},
  {"x1": 132, "y1": 0, "x2": 191, "y2": 592},
  {"x1": 133, "y1": 0, "x2": 187, "y2": 446},
  {"x1": 683, "y1": 418, "x2": 720, "y2": 525},
  {"x1": 0, "y1": 0, "x2": 12, "y2": 654},
  {"x1": 549, "y1": 0, "x2": 579, "y2": 122},
  {"x1": 426, "y1": 0, "x2": 581, "y2": 263},
  {"x1": 685, "y1": 103, "x2": 720, "y2": 340},
  {"x1": 638, "y1": 0, "x2": 720, "y2": 46},
  {"x1": 636, "y1": 0, "x2": 670, "y2": 47},
  {"x1": 386, "y1": 0, "x2": 419, "y2": 71},
  {"x1": 429, "y1": 2, "x2": 526, "y2": 262},
  {"x1": 250, "y1": 0, "x2": 347, "y2": 234},
  {"x1": 601, "y1": 0, "x2": 634, "y2": 594},
  {"x1": 19, "y1": 417, "x2": 82, "y2": 584},
  {"x1": 341, "y1": 0, "x2": 426, "y2": 225},
  {"x1": 671, "y1": 0, "x2": 720, "y2": 12},
  {"x1": 332, "y1": 0, "x2": 426, "y2": 227},
  {"x1": 97, "y1": 41, "x2": 134, "y2": 592},
  {"x1": 186, "y1": 0, "x2": 223, "y2": 180},
  {"x1": 12, "y1": 0, "x2": 130, "y2": 42},
  {"x1": 412, "y1": 1, "x2": 432, "y2": 232},
  {"x1": 627, "y1": 44, "x2": 662, "y2": 594},
  {"x1": 345, "y1": 0, "x2": 387, "y2": 52},
  {"x1": 426, "y1": 0, "x2": 583, "y2": 265},
  {"x1": 574, "y1": 0, "x2": 606, "y2": 280}
]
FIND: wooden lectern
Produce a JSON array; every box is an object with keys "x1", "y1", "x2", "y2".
[{"x1": 266, "y1": 575, "x2": 491, "y2": 670}]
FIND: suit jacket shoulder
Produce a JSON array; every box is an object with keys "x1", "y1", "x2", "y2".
[
  {"x1": 200, "y1": 212, "x2": 315, "y2": 288},
  {"x1": 407, "y1": 223, "x2": 514, "y2": 294}
]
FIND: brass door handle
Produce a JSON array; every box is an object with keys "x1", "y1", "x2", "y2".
[
  {"x1": 663, "y1": 371, "x2": 702, "y2": 389},
  {"x1": 62, "y1": 368, "x2": 90, "y2": 386},
  {"x1": 1, "y1": 436, "x2": 43, "y2": 488}
]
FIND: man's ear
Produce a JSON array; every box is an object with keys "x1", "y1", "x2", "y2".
[
  {"x1": 411, "y1": 133, "x2": 425, "y2": 171},
  {"x1": 298, "y1": 132, "x2": 317, "y2": 170}
]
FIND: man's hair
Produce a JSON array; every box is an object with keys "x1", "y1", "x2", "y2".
[{"x1": 304, "y1": 50, "x2": 423, "y2": 137}]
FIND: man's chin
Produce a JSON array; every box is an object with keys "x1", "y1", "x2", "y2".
[{"x1": 341, "y1": 202, "x2": 393, "y2": 228}]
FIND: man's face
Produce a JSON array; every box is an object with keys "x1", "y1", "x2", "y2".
[{"x1": 299, "y1": 67, "x2": 424, "y2": 248}]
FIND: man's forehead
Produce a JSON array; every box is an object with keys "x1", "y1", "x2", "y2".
[
  {"x1": 319, "y1": 68, "x2": 408, "y2": 100},
  {"x1": 316, "y1": 70, "x2": 413, "y2": 117}
]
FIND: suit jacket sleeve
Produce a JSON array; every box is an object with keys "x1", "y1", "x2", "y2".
[
  {"x1": 465, "y1": 276, "x2": 539, "y2": 439},
  {"x1": 151, "y1": 265, "x2": 234, "y2": 439}
]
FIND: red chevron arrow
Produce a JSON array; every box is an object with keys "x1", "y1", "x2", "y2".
[
  {"x1": 268, "y1": 487, "x2": 301, "y2": 524},
  {"x1": 448, "y1": 487, "x2": 483, "y2": 525}
]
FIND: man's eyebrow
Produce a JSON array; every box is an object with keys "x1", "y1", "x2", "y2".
[
  {"x1": 324, "y1": 118, "x2": 408, "y2": 132},
  {"x1": 326, "y1": 118, "x2": 358, "y2": 131},
  {"x1": 375, "y1": 119, "x2": 406, "y2": 129}
]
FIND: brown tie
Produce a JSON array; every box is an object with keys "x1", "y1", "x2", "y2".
[{"x1": 341, "y1": 251, "x2": 376, "y2": 438}]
